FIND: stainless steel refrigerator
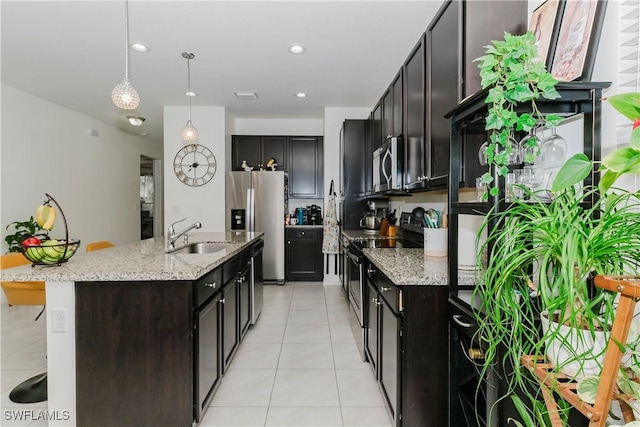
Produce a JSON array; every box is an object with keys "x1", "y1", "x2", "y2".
[{"x1": 225, "y1": 171, "x2": 285, "y2": 284}]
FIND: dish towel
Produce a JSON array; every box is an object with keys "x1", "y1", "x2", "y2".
[{"x1": 322, "y1": 180, "x2": 339, "y2": 262}]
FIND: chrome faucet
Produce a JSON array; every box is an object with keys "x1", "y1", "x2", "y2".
[{"x1": 167, "y1": 218, "x2": 202, "y2": 250}]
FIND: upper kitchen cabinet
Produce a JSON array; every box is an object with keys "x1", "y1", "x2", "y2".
[
  {"x1": 371, "y1": 100, "x2": 383, "y2": 153},
  {"x1": 288, "y1": 136, "x2": 324, "y2": 199},
  {"x1": 231, "y1": 136, "x2": 288, "y2": 171},
  {"x1": 391, "y1": 69, "x2": 403, "y2": 138},
  {"x1": 463, "y1": 1, "x2": 528, "y2": 98},
  {"x1": 382, "y1": 89, "x2": 393, "y2": 141},
  {"x1": 403, "y1": 34, "x2": 426, "y2": 191},
  {"x1": 426, "y1": 0, "x2": 462, "y2": 188}
]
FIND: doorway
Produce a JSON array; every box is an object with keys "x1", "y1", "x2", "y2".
[{"x1": 140, "y1": 155, "x2": 155, "y2": 239}]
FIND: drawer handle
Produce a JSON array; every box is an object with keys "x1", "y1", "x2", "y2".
[
  {"x1": 220, "y1": 298, "x2": 226, "y2": 304},
  {"x1": 372, "y1": 298, "x2": 378, "y2": 304},
  {"x1": 367, "y1": 268, "x2": 376, "y2": 274},
  {"x1": 381, "y1": 286, "x2": 391, "y2": 292},
  {"x1": 452, "y1": 314, "x2": 472, "y2": 328},
  {"x1": 205, "y1": 282, "x2": 216, "y2": 288}
]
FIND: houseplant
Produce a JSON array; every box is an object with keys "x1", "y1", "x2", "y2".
[
  {"x1": 475, "y1": 31, "x2": 562, "y2": 197},
  {"x1": 472, "y1": 32, "x2": 640, "y2": 426},
  {"x1": 4, "y1": 216, "x2": 49, "y2": 253}
]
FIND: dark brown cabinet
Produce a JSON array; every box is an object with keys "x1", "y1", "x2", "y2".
[
  {"x1": 288, "y1": 137, "x2": 324, "y2": 199},
  {"x1": 382, "y1": 88, "x2": 393, "y2": 140},
  {"x1": 195, "y1": 292, "x2": 222, "y2": 421},
  {"x1": 371, "y1": 101, "x2": 383, "y2": 153},
  {"x1": 426, "y1": 0, "x2": 461, "y2": 187},
  {"x1": 392, "y1": 69, "x2": 404, "y2": 138},
  {"x1": 238, "y1": 263, "x2": 251, "y2": 340},
  {"x1": 364, "y1": 258, "x2": 448, "y2": 426},
  {"x1": 231, "y1": 136, "x2": 288, "y2": 171},
  {"x1": 340, "y1": 120, "x2": 369, "y2": 228},
  {"x1": 222, "y1": 276, "x2": 239, "y2": 372},
  {"x1": 285, "y1": 227, "x2": 323, "y2": 281},
  {"x1": 403, "y1": 34, "x2": 426, "y2": 191}
]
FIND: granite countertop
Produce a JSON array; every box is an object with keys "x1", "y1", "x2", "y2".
[
  {"x1": 0, "y1": 231, "x2": 263, "y2": 283},
  {"x1": 342, "y1": 229, "x2": 399, "y2": 241},
  {"x1": 362, "y1": 248, "x2": 481, "y2": 287}
]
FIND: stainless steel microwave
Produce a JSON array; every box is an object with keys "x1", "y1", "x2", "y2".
[{"x1": 373, "y1": 136, "x2": 403, "y2": 192}]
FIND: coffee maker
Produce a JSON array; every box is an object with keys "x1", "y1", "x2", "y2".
[{"x1": 306, "y1": 204, "x2": 323, "y2": 225}]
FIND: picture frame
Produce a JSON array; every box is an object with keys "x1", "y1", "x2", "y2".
[
  {"x1": 550, "y1": 0, "x2": 608, "y2": 82},
  {"x1": 529, "y1": 0, "x2": 565, "y2": 69}
]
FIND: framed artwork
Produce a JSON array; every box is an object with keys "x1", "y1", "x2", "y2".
[
  {"x1": 529, "y1": 0, "x2": 564, "y2": 69},
  {"x1": 550, "y1": 0, "x2": 608, "y2": 82}
]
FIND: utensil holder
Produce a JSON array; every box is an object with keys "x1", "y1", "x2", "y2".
[{"x1": 424, "y1": 228, "x2": 447, "y2": 257}]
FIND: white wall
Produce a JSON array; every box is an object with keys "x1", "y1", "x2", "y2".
[
  {"x1": 0, "y1": 84, "x2": 162, "y2": 254},
  {"x1": 323, "y1": 107, "x2": 371, "y2": 285},
  {"x1": 163, "y1": 106, "x2": 226, "y2": 233}
]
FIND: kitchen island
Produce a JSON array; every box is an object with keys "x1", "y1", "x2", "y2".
[{"x1": 0, "y1": 232, "x2": 263, "y2": 427}]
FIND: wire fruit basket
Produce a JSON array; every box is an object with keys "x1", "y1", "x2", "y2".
[{"x1": 20, "y1": 193, "x2": 80, "y2": 266}]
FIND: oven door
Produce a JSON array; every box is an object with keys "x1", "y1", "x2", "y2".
[{"x1": 347, "y1": 246, "x2": 366, "y2": 361}]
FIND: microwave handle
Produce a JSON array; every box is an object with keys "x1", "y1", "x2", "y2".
[{"x1": 382, "y1": 148, "x2": 392, "y2": 184}]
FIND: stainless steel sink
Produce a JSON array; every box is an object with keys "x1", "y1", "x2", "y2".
[{"x1": 168, "y1": 242, "x2": 230, "y2": 254}]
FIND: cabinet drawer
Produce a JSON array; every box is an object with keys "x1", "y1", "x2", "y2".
[
  {"x1": 377, "y1": 274, "x2": 402, "y2": 314},
  {"x1": 287, "y1": 228, "x2": 319, "y2": 239},
  {"x1": 195, "y1": 268, "x2": 222, "y2": 308}
]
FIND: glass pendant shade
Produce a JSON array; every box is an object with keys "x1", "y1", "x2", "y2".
[
  {"x1": 112, "y1": 77, "x2": 140, "y2": 110},
  {"x1": 181, "y1": 120, "x2": 198, "y2": 142},
  {"x1": 112, "y1": 0, "x2": 140, "y2": 110}
]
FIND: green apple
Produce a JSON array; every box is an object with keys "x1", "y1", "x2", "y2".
[
  {"x1": 42, "y1": 240, "x2": 60, "y2": 259},
  {"x1": 26, "y1": 247, "x2": 42, "y2": 262}
]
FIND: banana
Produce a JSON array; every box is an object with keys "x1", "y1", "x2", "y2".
[
  {"x1": 41, "y1": 206, "x2": 56, "y2": 231},
  {"x1": 35, "y1": 204, "x2": 47, "y2": 228}
]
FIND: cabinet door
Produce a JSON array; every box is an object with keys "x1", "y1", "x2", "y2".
[
  {"x1": 364, "y1": 117, "x2": 375, "y2": 196},
  {"x1": 222, "y1": 279, "x2": 239, "y2": 372},
  {"x1": 285, "y1": 228, "x2": 323, "y2": 281},
  {"x1": 372, "y1": 101, "x2": 383, "y2": 153},
  {"x1": 382, "y1": 89, "x2": 393, "y2": 140},
  {"x1": 403, "y1": 34, "x2": 426, "y2": 190},
  {"x1": 195, "y1": 295, "x2": 221, "y2": 422},
  {"x1": 379, "y1": 300, "x2": 400, "y2": 422},
  {"x1": 261, "y1": 136, "x2": 288, "y2": 171},
  {"x1": 239, "y1": 266, "x2": 251, "y2": 339},
  {"x1": 289, "y1": 137, "x2": 323, "y2": 198},
  {"x1": 232, "y1": 136, "x2": 261, "y2": 171},
  {"x1": 428, "y1": 0, "x2": 460, "y2": 183},
  {"x1": 365, "y1": 279, "x2": 378, "y2": 375},
  {"x1": 392, "y1": 69, "x2": 403, "y2": 137}
]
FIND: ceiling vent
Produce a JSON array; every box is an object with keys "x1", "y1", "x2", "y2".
[{"x1": 234, "y1": 91, "x2": 259, "y2": 100}]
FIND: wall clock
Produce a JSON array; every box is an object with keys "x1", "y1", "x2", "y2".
[{"x1": 173, "y1": 143, "x2": 217, "y2": 187}]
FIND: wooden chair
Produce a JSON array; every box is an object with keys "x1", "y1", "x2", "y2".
[
  {"x1": 86, "y1": 240, "x2": 115, "y2": 252},
  {"x1": 521, "y1": 275, "x2": 640, "y2": 426},
  {"x1": 0, "y1": 253, "x2": 46, "y2": 319}
]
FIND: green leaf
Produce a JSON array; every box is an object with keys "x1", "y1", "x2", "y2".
[
  {"x1": 507, "y1": 84, "x2": 535, "y2": 103},
  {"x1": 485, "y1": 112, "x2": 502, "y2": 130},
  {"x1": 516, "y1": 114, "x2": 537, "y2": 131},
  {"x1": 608, "y1": 93, "x2": 640, "y2": 121},
  {"x1": 545, "y1": 114, "x2": 563, "y2": 127},
  {"x1": 601, "y1": 147, "x2": 640, "y2": 173},
  {"x1": 489, "y1": 186, "x2": 500, "y2": 197},
  {"x1": 598, "y1": 169, "x2": 621, "y2": 194},
  {"x1": 552, "y1": 153, "x2": 592, "y2": 192},
  {"x1": 541, "y1": 88, "x2": 561, "y2": 100},
  {"x1": 576, "y1": 376, "x2": 600, "y2": 404},
  {"x1": 617, "y1": 372, "x2": 640, "y2": 397},
  {"x1": 509, "y1": 395, "x2": 536, "y2": 427}
]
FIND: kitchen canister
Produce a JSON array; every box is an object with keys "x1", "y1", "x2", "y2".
[{"x1": 424, "y1": 228, "x2": 448, "y2": 257}]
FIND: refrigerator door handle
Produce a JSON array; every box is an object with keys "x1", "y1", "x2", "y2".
[{"x1": 247, "y1": 188, "x2": 255, "y2": 232}]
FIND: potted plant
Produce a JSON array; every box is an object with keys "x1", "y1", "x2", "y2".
[
  {"x1": 472, "y1": 32, "x2": 640, "y2": 426},
  {"x1": 4, "y1": 216, "x2": 49, "y2": 253}
]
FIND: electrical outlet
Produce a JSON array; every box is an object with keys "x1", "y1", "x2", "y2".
[{"x1": 52, "y1": 308, "x2": 67, "y2": 333}]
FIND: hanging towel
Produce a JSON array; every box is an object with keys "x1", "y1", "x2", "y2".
[{"x1": 322, "y1": 180, "x2": 339, "y2": 255}]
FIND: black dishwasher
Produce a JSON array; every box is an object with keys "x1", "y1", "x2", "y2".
[{"x1": 194, "y1": 267, "x2": 222, "y2": 423}]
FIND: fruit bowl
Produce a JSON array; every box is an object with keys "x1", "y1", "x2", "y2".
[{"x1": 20, "y1": 239, "x2": 81, "y2": 266}]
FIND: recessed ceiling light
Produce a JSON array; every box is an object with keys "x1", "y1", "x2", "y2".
[
  {"x1": 127, "y1": 116, "x2": 145, "y2": 126},
  {"x1": 288, "y1": 44, "x2": 305, "y2": 54},
  {"x1": 130, "y1": 42, "x2": 149, "y2": 52},
  {"x1": 295, "y1": 93, "x2": 307, "y2": 98},
  {"x1": 234, "y1": 91, "x2": 259, "y2": 100},
  {"x1": 185, "y1": 91, "x2": 197, "y2": 97}
]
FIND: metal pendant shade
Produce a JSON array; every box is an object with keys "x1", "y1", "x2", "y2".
[
  {"x1": 111, "y1": 0, "x2": 140, "y2": 110},
  {"x1": 181, "y1": 52, "x2": 199, "y2": 143}
]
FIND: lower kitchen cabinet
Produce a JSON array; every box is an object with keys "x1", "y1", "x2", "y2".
[
  {"x1": 364, "y1": 257, "x2": 449, "y2": 426},
  {"x1": 285, "y1": 227, "x2": 323, "y2": 281},
  {"x1": 74, "y1": 243, "x2": 259, "y2": 426}
]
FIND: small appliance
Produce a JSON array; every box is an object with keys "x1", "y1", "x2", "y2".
[{"x1": 306, "y1": 204, "x2": 322, "y2": 225}]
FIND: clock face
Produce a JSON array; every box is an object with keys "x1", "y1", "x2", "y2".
[{"x1": 173, "y1": 144, "x2": 217, "y2": 187}]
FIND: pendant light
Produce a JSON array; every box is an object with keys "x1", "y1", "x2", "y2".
[
  {"x1": 111, "y1": 0, "x2": 140, "y2": 110},
  {"x1": 181, "y1": 52, "x2": 198, "y2": 143}
]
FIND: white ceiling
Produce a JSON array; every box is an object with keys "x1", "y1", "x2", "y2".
[{"x1": 1, "y1": 1, "x2": 443, "y2": 144}]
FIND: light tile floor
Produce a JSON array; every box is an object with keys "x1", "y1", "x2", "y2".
[{"x1": 0, "y1": 282, "x2": 392, "y2": 427}]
